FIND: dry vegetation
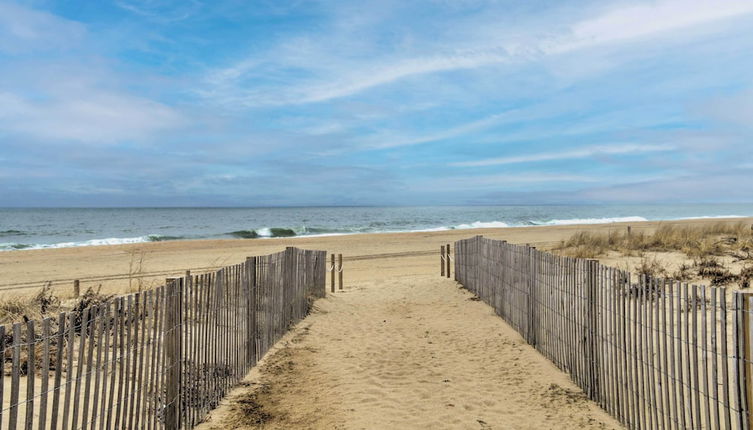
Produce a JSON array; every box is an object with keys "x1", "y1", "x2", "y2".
[
  {"x1": 0, "y1": 281, "x2": 114, "y2": 326},
  {"x1": 0, "y1": 282, "x2": 61, "y2": 324},
  {"x1": 555, "y1": 222, "x2": 753, "y2": 289},
  {"x1": 1, "y1": 284, "x2": 114, "y2": 376}
]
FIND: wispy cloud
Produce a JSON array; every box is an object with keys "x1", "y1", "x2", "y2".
[
  {"x1": 0, "y1": 1, "x2": 85, "y2": 53},
  {"x1": 115, "y1": 0, "x2": 203, "y2": 22},
  {"x1": 201, "y1": 0, "x2": 753, "y2": 107},
  {"x1": 450, "y1": 144, "x2": 675, "y2": 167},
  {"x1": 559, "y1": 0, "x2": 753, "y2": 51},
  {"x1": 0, "y1": 89, "x2": 185, "y2": 143}
]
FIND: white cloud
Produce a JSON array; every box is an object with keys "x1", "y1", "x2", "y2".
[
  {"x1": 450, "y1": 143, "x2": 674, "y2": 167},
  {"x1": 0, "y1": 90, "x2": 184, "y2": 143},
  {"x1": 0, "y1": 2, "x2": 85, "y2": 53},
  {"x1": 557, "y1": 0, "x2": 753, "y2": 52}
]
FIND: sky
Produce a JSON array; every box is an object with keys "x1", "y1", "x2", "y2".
[{"x1": 1, "y1": 0, "x2": 752, "y2": 207}]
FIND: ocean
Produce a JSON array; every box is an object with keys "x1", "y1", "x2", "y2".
[{"x1": 1, "y1": 204, "x2": 752, "y2": 251}]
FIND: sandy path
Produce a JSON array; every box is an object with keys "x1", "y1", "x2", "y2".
[{"x1": 197, "y1": 274, "x2": 622, "y2": 430}]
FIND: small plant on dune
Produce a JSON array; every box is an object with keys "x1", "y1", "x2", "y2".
[
  {"x1": 32, "y1": 281, "x2": 60, "y2": 315},
  {"x1": 0, "y1": 297, "x2": 30, "y2": 324},
  {"x1": 731, "y1": 238, "x2": 753, "y2": 261},
  {"x1": 636, "y1": 255, "x2": 668, "y2": 280},
  {"x1": 127, "y1": 248, "x2": 148, "y2": 292},
  {"x1": 740, "y1": 265, "x2": 753, "y2": 289},
  {"x1": 694, "y1": 257, "x2": 724, "y2": 276},
  {"x1": 70, "y1": 285, "x2": 114, "y2": 334},
  {"x1": 672, "y1": 263, "x2": 694, "y2": 282},
  {"x1": 693, "y1": 257, "x2": 737, "y2": 286},
  {"x1": 0, "y1": 282, "x2": 62, "y2": 325}
]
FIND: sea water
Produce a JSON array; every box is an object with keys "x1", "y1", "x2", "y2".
[{"x1": 1, "y1": 204, "x2": 752, "y2": 251}]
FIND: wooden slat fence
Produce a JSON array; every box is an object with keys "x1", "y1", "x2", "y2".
[
  {"x1": 1, "y1": 246, "x2": 326, "y2": 430},
  {"x1": 454, "y1": 235, "x2": 753, "y2": 430}
]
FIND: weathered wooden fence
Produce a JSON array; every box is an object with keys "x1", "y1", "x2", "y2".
[
  {"x1": 455, "y1": 235, "x2": 753, "y2": 430},
  {"x1": 1, "y1": 246, "x2": 326, "y2": 430}
]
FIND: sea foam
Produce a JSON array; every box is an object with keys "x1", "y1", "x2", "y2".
[
  {"x1": 453, "y1": 221, "x2": 510, "y2": 229},
  {"x1": 0, "y1": 234, "x2": 175, "y2": 251},
  {"x1": 541, "y1": 216, "x2": 648, "y2": 226}
]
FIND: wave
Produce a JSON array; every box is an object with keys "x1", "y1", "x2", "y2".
[
  {"x1": 536, "y1": 216, "x2": 648, "y2": 226},
  {"x1": 228, "y1": 230, "x2": 259, "y2": 239},
  {"x1": 147, "y1": 234, "x2": 186, "y2": 242},
  {"x1": 676, "y1": 215, "x2": 748, "y2": 220},
  {"x1": 5, "y1": 212, "x2": 749, "y2": 252},
  {"x1": 0, "y1": 234, "x2": 185, "y2": 251},
  {"x1": 0, "y1": 229, "x2": 28, "y2": 237},
  {"x1": 0, "y1": 243, "x2": 33, "y2": 250},
  {"x1": 453, "y1": 221, "x2": 510, "y2": 229},
  {"x1": 227, "y1": 227, "x2": 298, "y2": 239}
]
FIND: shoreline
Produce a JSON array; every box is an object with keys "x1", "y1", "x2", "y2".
[
  {"x1": 3, "y1": 214, "x2": 752, "y2": 252},
  {"x1": 2, "y1": 216, "x2": 752, "y2": 299}
]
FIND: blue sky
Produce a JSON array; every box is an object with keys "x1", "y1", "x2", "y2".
[{"x1": 1, "y1": 0, "x2": 752, "y2": 206}]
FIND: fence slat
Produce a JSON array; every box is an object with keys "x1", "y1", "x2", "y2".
[
  {"x1": 23, "y1": 320, "x2": 35, "y2": 430},
  {"x1": 98, "y1": 302, "x2": 112, "y2": 430},
  {"x1": 81, "y1": 305, "x2": 97, "y2": 430},
  {"x1": 0, "y1": 325, "x2": 5, "y2": 430},
  {"x1": 9, "y1": 323, "x2": 21, "y2": 430},
  {"x1": 49, "y1": 313, "x2": 65, "y2": 430},
  {"x1": 90, "y1": 304, "x2": 105, "y2": 430},
  {"x1": 721, "y1": 287, "x2": 732, "y2": 429}
]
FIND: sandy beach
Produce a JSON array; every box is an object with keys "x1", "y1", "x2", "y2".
[
  {"x1": 4, "y1": 216, "x2": 752, "y2": 299},
  {"x1": 2, "y1": 217, "x2": 753, "y2": 428}
]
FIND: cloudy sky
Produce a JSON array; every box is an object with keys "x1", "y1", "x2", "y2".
[{"x1": 1, "y1": 0, "x2": 752, "y2": 206}]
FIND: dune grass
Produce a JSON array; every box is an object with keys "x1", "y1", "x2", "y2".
[
  {"x1": 555, "y1": 222, "x2": 753, "y2": 288},
  {"x1": 556, "y1": 222, "x2": 753, "y2": 259},
  {"x1": 0, "y1": 283, "x2": 112, "y2": 325}
]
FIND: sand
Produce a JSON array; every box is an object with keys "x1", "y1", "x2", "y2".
[
  {"x1": 3, "y1": 217, "x2": 751, "y2": 299},
  {"x1": 3, "y1": 217, "x2": 752, "y2": 428},
  {"x1": 195, "y1": 274, "x2": 621, "y2": 430}
]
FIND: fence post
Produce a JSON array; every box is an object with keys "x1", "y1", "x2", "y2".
[
  {"x1": 586, "y1": 259, "x2": 600, "y2": 401},
  {"x1": 453, "y1": 242, "x2": 458, "y2": 281},
  {"x1": 528, "y1": 246, "x2": 537, "y2": 347},
  {"x1": 330, "y1": 254, "x2": 335, "y2": 293},
  {"x1": 246, "y1": 256, "x2": 257, "y2": 365},
  {"x1": 440, "y1": 245, "x2": 445, "y2": 277},
  {"x1": 474, "y1": 236, "x2": 482, "y2": 294},
  {"x1": 284, "y1": 247, "x2": 295, "y2": 326},
  {"x1": 446, "y1": 243, "x2": 451, "y2": 278},
  {"x1": 73, "y1": 279, "x2": 80, "y2": 298},
  {"x1": 164, "y1": 277, "x2": 183, "y2": 430},
  {"x1": 738, "y1": 291, "x2": 753, "y2": 429},
  {"x1": 338, "y1": 254, "x2": 343, "y2": 290}
]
